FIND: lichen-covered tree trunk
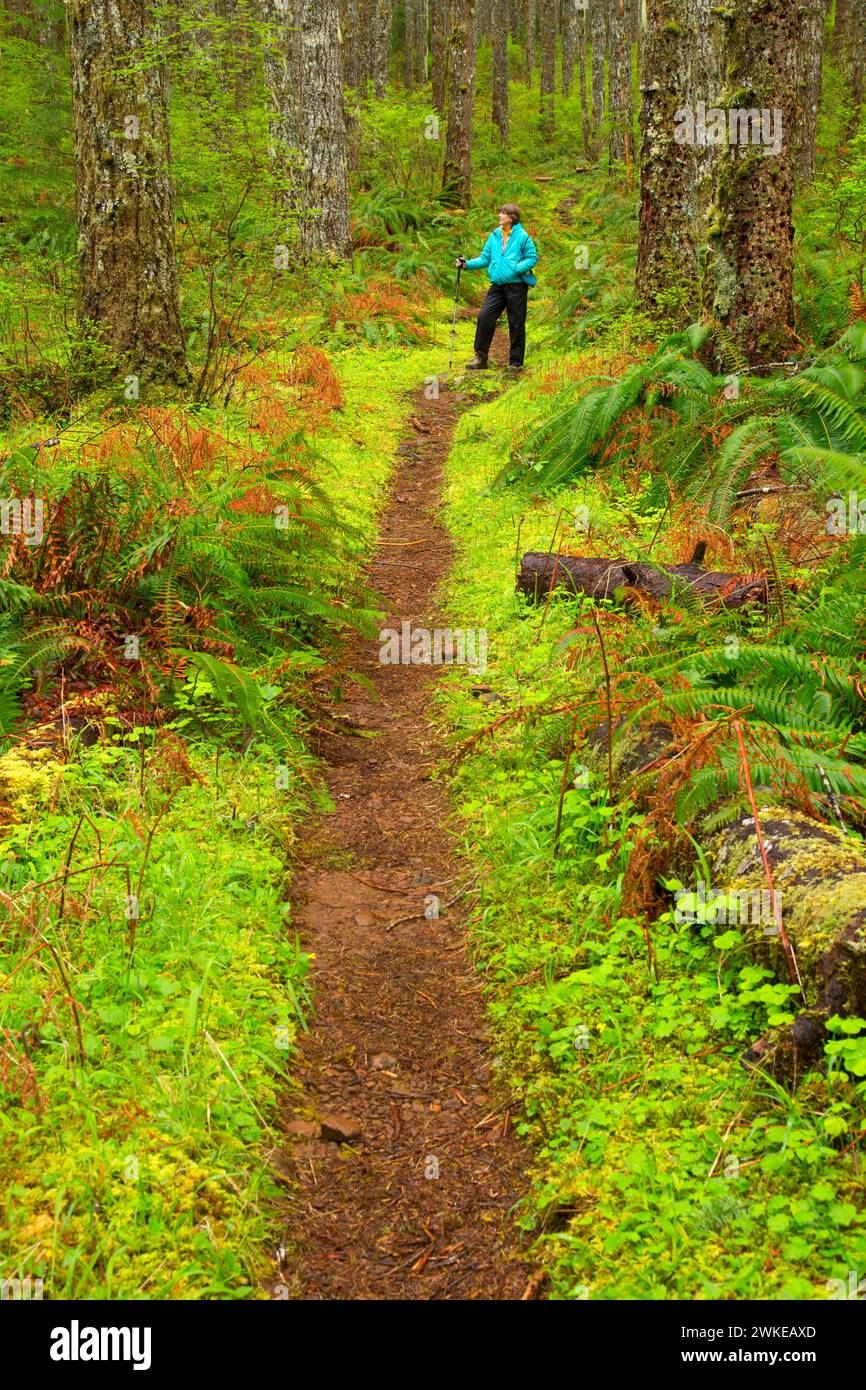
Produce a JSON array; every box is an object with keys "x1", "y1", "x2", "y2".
[
  {"x1": 834, "y1": 0, "x2": 866, "y2": 140},
  {"x1": 430, "y1": 0, "x2": 448, "y2": 112},
  {"x1": 636, "y1": 0, "x2": 719, "y2": 320},
  {"x1": 299, "y1": 0, "x2": 352, "y2": 261},
  {"x1": 404, "y1": 0, "x2": 416, "y2": 89},
  {"x1": 608, "y1": 0, "x2": 634, "y2": 174},
  {"x1": 703, "y1": 0, "x2": 802, "y2": 367},
  {"x1": 577, "y1": 7, "x2": 591, "y2": 158},
  {"x1": 356, "y1": 0, "x2": 374, "y2": 90},
  {"x1": 262, "y1": 0, "x2": 303, "y2": 225},
  {"x1": 539, "y1": 0, "x2": 556, "y2": 131},
  {"x1": 492, "y1": 0, "x2": 509, "y2": 141},
  {"x1": 523, "y1": 0, "x2": 536, "y2": 84},
  {"x1": 373, "y1": 0, "x2": 392, "y2": 96},
  {"x1": 341, "y1": 0, "x2": 360, "y2": 88},
  {"x1": 415, "y1": 0, "x2": 427, "y2": 85},
  {"x1": 68, "y1": 0, "x2": 186, "y2": 384},
  {"x1": 561, "y1": 0, "x2": 575, "y2": 98},
  {"x1": 510, "y1": 0, "x2": 521, "y2": 48},
  {"x1": 442, "y1": 0, "x2": 475, "y2": 206},
  {"x1": 590, "y1": 0, "x2": 607, "y2": 143},
  {"x1": 793, "y1": 0, "x2": 829, "y2": 180},
  {"x1": 216, "y1": 0, "x2": 258, "y2": 97},
  {"x1": 693, "y1": 0, "x2": 722, "y2": 228}
]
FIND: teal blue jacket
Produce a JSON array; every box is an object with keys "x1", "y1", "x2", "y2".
[{"x1": 465, "y1": 223, "x2": 538, "y2": 286}]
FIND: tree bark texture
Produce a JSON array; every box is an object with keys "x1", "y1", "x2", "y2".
[{"x1": 68, "y1": 0, "x2": 186, "y2": 383}]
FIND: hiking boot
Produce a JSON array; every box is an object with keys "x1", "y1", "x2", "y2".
[
  {"x1": 465, "y1": 353, "x2": 488, "y2": 370},
  {"x1": 506, "y1": 363, "x2": 524, "y2": 373}
]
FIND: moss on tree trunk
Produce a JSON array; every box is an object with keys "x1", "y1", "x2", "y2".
[
  {"x1": 68, "y1": 0, "x2": 187, "y2": 384},
  {"x1": 442, "y1": 0, "x2": 476, "y2": 206}
]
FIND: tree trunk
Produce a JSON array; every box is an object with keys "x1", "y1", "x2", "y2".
[
  {"x1": 608, "y1": 0, "x2": 634, "y2": 175},
  {"x1": 493, "y1": 0, "x2": 509, "y2": 141},
  {"x1": 703, "y1": 0, "x2": 801, "y2": 366},
  {"x1": 416, "y1": 0, "x2": 427, "y2": 85},
  {"x1": 590, "y1": 0, "x2": 607, "y2": 142},
  {"x1": 299, "y1": 0, "x2": 352, "y2": 261},
  {"x1": 523, "y1": 0, "x2": 536, "y2": 84},
  {"x1": 835, "y1": 0, "x2": 866, "y2": 141},
  {"x1": 510, "y1": 0, "x2": 521, "y2": 46},
  {"x1": 68, "y1": 0, "x2": 186, "y2": 384},
  {"x1": 216, "y1": 0, "x2": 258, "y2": 98},
  {"x1": 561, "y1": 0, "x2": 575, "y2": 98},
  {"x1": 539, "y1": 0, "x2": 556, "y2": 131},
  {"x1": 431, "y1": 0, "x2": 448, "y2": 112},
  {"x1": 636, "y1": 0, "x2": 717, "y2": 321},
  {"x1": 442, "y1": 0, "x2": 476, "y2": 206},
  {"x1": 373, "y1": 0, "x2": 392, "y2": 95},
  {"x1": 262, "y1": 0, "x2": 303, "y2": 223},
  {"x1": 577, "y1": 7, "x2": 592, "y2": 159},
  {"x1": 404, "y1": 0, "x2": 416, "y2": 89},
  {"x1": 341, "y1": 0, "x2": 360, "y2": 87},
  {"x1": 793, "y1": 1, "x2": 828, "y2": 180},
  {"x1": 356, "y1": 0, "x2": 374, "y2": 90}
]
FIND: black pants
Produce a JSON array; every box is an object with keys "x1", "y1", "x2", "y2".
[{"x1": 474, "y1": 282, "x2": 529, "y2": 367}]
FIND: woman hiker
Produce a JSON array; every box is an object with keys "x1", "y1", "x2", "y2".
[{"x1": 456, "y1": 203, "x2": 538, "y2": 372}]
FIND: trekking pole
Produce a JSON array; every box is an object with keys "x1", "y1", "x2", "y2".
[{"x1": 448, "y1": 262, "x2": 462, "y2": 372}]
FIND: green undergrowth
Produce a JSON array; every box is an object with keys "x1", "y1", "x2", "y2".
[
  {"x1": 0, "y1": 325, "x2": 449, "y2": 1299},
  {"x1": 437, "y1": 355, "x2": 866, "y2": 1301},
  {"x1": 0, "y1": 733, "x2": 311, "y2": 1299}
]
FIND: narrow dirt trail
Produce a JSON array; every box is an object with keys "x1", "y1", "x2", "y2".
[{"x1": 276, "y1": 327, "x2": 529, "y2": 1300}]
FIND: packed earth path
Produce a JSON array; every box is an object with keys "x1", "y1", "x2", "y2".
[{"x1": 273, "y1": 325, "x2": 532, "y2": 1301}]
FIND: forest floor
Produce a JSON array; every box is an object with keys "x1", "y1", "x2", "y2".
[{"x1": 276, "y1": 325, "x2": 533, "y2": 1300}]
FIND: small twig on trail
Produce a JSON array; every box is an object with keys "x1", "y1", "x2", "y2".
[
  {"x1": 378, "y1": 1242, "x2": 436, "y2": 1279},
  {"x1": 474, "y1": 1093, "x2": 522, "y2": 1129},
  {"x1": 521, "y1": 1269, "x2": 549, "y2": 1301},
  {"x1": 386, "y1": 875, "x2": 479, "y2": 931},
  {"x1": 342, "y1": 870, "x2": 418, "y2": 897}
]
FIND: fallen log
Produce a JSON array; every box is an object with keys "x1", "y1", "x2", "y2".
[
  {"x1": 517, "y1": 553, "x2": 769, "y2": 610},
  {"x1": 719, "y1": 808, "x2": 866, "y2": 1083},
  {"x1": 583, "y1": 722, "x2": 866, "y2": 1085}
]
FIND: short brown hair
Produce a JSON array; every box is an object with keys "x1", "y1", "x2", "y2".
[{"x1": 500, "y1": 203, "x2": 521, "y2": 224}]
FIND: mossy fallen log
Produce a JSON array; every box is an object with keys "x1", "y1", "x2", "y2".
[
  {"x1": 715, "y1": 808, "x2": 866, "y2": 1082},
  {"x1": 517, "y1": 553, "x2": 768, "y2": 609},
  {"x1": 583, "y1": 722, "x2": 866, "y2": 1084}
]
